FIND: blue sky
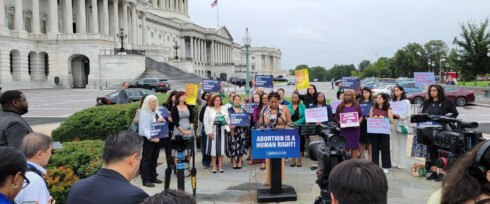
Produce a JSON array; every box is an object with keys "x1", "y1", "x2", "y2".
[{"x1": 189, "y1": 0, "x2": 490, "y2": 70}]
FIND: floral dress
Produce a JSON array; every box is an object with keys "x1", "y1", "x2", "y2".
[{"x1": 227, "y1": 106, "x2": 248, "y2": 158}]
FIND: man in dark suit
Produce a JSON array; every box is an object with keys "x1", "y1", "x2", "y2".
[
  {"x1": 66, "y1": 130, "x2": 149, "y2": 204},
  {"x1": 117, "y1": 82, "x2": 131, "y2": 104},
  {"x1": 0, "y1": 90, "x2": 33, "y2": 149}
]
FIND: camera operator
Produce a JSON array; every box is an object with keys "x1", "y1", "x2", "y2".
[
  {"x1": 420, "y1": 84, "x2": 458, "y2": 182},
  {"x1": 430, "y1": 140, "x2": 490, "y2": 204},
  {"x1": 329, "y1": 159, "x2": 388, "y2": 204}
]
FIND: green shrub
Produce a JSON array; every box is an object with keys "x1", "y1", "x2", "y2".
[
  {"x1": 45, "y1": 166, "x2": 79, "y2": 204},
  {"x1": 47, "y1": 140, "x2": 104, "y2": 178}
]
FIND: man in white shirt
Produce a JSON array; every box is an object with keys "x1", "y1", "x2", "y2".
[{"x1": 15, "y1": 133, "x2": 54, "y2": 204}]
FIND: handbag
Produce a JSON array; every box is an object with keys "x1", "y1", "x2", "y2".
[{"x1": 412, "y1": 163, "x2": 426, "y2": 178}]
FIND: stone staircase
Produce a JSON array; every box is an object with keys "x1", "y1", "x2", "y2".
[{"x1": 137, "y1": 57, "x2": 203, "y2": 91}]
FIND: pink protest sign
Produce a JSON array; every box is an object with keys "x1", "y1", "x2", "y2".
[
  {"x1": 339, "y1": 112, "x2": 359, "y2": 128},
  {"x1": 305, "y1": 107, "x2": 329, "y2": 123},
  {"x1": 389, "y1": 101, "x2": 407, "y2": 116},
  {"x1": 330, "y1": 100, "x2": 342, "y2": 114},
  {"x1": 367, "y1": 118, "x2": 391, "y2": 134},
  {"x1": 414, "y1": 72, "x2": 435, "y2": 87}
]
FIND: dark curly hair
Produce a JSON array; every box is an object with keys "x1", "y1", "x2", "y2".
[
  {"x1": 393, "y1": 85, "x2": 407, "y2": 101},
  {"x1": 374, "y1": 93, "x2": 390, "y2": 111}
]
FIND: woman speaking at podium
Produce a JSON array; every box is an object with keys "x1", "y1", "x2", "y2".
[{"x1": 258, "y1": 92, "x2": 292, "y2": 186}]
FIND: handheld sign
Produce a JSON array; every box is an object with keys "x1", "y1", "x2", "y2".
[
  {"x1": 341, "y1": 77, "x2": 360, "y2": 90},
  {"x1": 305, "y1": 107, "x2": 329, "y2": 123},
  {"x1": 245, "y1": 103, "x2": 259, "y2": 115},
  {"x1": 150, "y1": 122, "x2": 169, "y2": 139},
  {"x1": 367, "y1": 118, "x2": 390, "y2": 134},
  {"x1": 414, "y1": 72, "x2": 435, "y2": 88},
  {"x1": 230, "y1": 113, "x2": 250, "y2": 127},
  {"x1": 158, "y1": 106, "x2": 169, "y2": 117},
  {"x1": 330, "y1": 100, "x2": 342, "y2": 114},
  {"x1": 339, "y1": 112, "x2": 359, "y2": 128},
  {"x1": 295, "y1": 69, "x2": 310, "y2": 90},
  {"x1": 359, "y1": 103, "x2": 372, "y2": 117},
  {"x1": 202, "y1": 79, "x2": 221, "y2": 93},
  {"x1": 185, "y1": 83, "x2": 198, "y2": 105},
  {"x1": 389, "y1": 101, "x2": 407, "y2": 116},
  {"x1": 255, "y1": 75, "x2": 274, "y2": 88},
  {"x1": 252, "y1": 129, "x2": 300, "y2": 159}
]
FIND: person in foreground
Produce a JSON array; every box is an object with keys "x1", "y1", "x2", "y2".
[
  {"x1": 140, "y1": 189, "x2": 196, "y2": 204},
  {"x1": 15, "y1": 133, "x2": 55, "y2": 204},
  {"x1": 0, "y1": 147, "x2": 28, "y2": 204},
  {"x1": 437, "y1": 140, "x2": 490, "y2": 204},
  {"x1": 328, "y1": 159, "x2": 388, "y2": 204},
  {"x1": 66, "y1": 130, "x2": 149, "y2": 204}
]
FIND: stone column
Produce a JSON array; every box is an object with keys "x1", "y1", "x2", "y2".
[
  {"x1": 78, "y1": 0, "x2": 87, "y2": 33},
  {"x1": 102, "y1": 0, "x2": 109, "y2": 35},
  {"x1": 122, "y1": 1, "x2": 128, "y2": 44},
  {"x1": 141, "y1": 12, "x2": 146, "y2": 45},
  {"x1": 203, "y1": 40, "x2": 206, "y2": 64},
  {"x1": 14, "y1": 0, "x2": 23, "y2": 31},
  {"x1": 152, "y1": 0, "x2": 157, "y2": 8},
  {"x1": 32, "y1": 0, "x2": 40, "y2": 33},
  {"x1": 131, "y1": 4, "x2": 137, "y2": 45},
  {"x1": 170, "y1": 0, "x2": 173, "y2": 11},
  {"x1": 189, "y1": 37, "x2": 193, "y2": 61},
  {"x1": 48, "y1": 0, "x2": 59, "y2": 33},
  {"x1": 65, "y1": 0, "x2": 73, "y2": 33},
  {"x1": 210, "y1": 41, "x2": 214, "y2": 65},
  {"x1": 91, "y1": 0, "x2": 99, "y2": 33},
  {"x1": 0, "y1": 49, "x2": 12, "y2": 84},
  {"x1": 112, "y1": 0, "x2": 119, "y2": 45},
  {"x1": 0, "y1": 0, "x2": 5, "y2": 30}
]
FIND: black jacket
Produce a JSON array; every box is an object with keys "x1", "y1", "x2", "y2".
[
  {"x1": 66, "y1": 168, "x2": 148, "y2": 204},
  {"x1": 422, "y1": 97, "x2": 459, "y2": 118},
  {"x1": 171, "y1": 105, "x2": 195, "y2": 129},
  {"x1": 0, "y1": 111, "x2": 33, "y2": 148}
]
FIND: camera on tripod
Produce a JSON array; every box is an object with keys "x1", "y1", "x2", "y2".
[
  {"x1": 171, "y1": 134, "x2": 195, "y2": 152},
  {"x1": 299, "y1": 122, "x2": 351, "y2": 204},
  {"x1": 411, "y1": 113, "x2": 484, "y2": 169}
]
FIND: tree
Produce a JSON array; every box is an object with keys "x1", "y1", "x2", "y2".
[
  {"x1": 392, "y1": 43, "x2": 427, "y2": 77},
  {"x1": 358, "y1": 60, "x2": 371, "y2": 72},
  {"x1": 454, "y1": 18, "x2": 490, "y2": 84},
  {"x1": 424, "y1": 40, "x2": 449, "y2": 77},
  {"x1": 309, "y1": 66, "x2": 328, "y2": 82},
  {"x1": 290, "y1": 64, "x2": 309, "y2": 75},
  {"x1": 327, "y1": 64, "x2": 356, "y2": 80}
]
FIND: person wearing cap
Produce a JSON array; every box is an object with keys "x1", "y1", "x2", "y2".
[{"x1": 14, "y1": 133, "x2": 55, "y2": 204}]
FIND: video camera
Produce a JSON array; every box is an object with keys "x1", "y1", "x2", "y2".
[
  {"x1": 300, "y1": 122, "x2": 351, "y2": 204},
  {"x1": 170, "y1": 134, "x2": 195, "y2": 152},
  {"x1": 411, "y1": 113, "x2": 484, "y2": 169}
]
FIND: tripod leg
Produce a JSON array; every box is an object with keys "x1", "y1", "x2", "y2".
[
  {"x1": 177, "y1": 151, "x2": 185, "y2": 191},
  {"x1": 164, "y1": 156, "x2": 173, "y2": 190},
  {"x1": 191, "y1": 149, "x2": 197, "y2": 197}
]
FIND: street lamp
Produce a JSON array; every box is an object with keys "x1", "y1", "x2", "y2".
[
  {"x1": 173, "y1": 41, "x2": 180, "y2": 60},
  {"x1": 428, "y1": 60, "x2": 431, "y2": 72},
  {"x1": 116, "y1": 28, "x2": 128, "y2": 52},
  {"x1": 487, "y1": 44, "x2": 490, "y2": 57},
  {"x1": 242, "y1": 28, "x2": 252, "y2": 94},
  {"x1": 440, "y1": 57, "x2": 446, "y2": 82}
]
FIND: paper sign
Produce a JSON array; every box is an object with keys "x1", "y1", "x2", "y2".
[
  {"x1": 359, "y1": 103, "x2": 372, "y2": 117},
  {"x1": 202, "y1": 79, "x2": 221, "y2": 93},
  {"x1": 330, "y1": 100, "x2": 342, "y2": 114},
  {"x1": 252, "y1": 129, "x2": 300, "y2": 159},
  {"x1": 367, "y1": 118, "x2": 390, "y2": 134},
  {"x1": 305, "y1": 107, "x2": 329, "y2": 123},
  {"x1": 339, "y1": 112, "x2": 359, "y2": 128},
  {"x1": 230, "y1": 113, "x2": 250, "y2": 127},
  {"x1": 414, "y1": 72, "x2": 435, "y2": 88},
  {"x1": 295, "y1": 69, "x2": 310, "y2": 90},
  {"x1": 185, "y1": 83, "x2": 198, "y2": 105},
  {"x1": 245, "y1": 103, "x2": 259, "y2": 115},
  {"x1": 150, "y1": 122, "x2": 169, "y2": 139},
  {"x1": 342, "y1": 77, "x2": 360, "y2": 90},
  {"x1": 158, "y1": 106, "x2": 169, "y2": 117},
  {"x1": 255, "y1": 75, "x2": 274, "y2": 88},
  {"x1": 389, "y1": 101, "x2": 407, "y2": 116}
]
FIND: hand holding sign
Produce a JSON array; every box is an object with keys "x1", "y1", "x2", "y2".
[
  {"x1": 295, "y1": 69, "x2": 310, "y2": 90},
  {"x1": 185, "y1": 83, "x2": 198, "y2": 105},
  {"x1": 305, "y1": 107, "x2": 329, "y2": 123},
  {"x1": 339, "y1": 112, "x2": 359, "y2": 128},
  {"x1": 255, "y1": 75, "x2": 274, "y2": 88},
  {"x1": 414, "y1": 72, "x2": 435, "y2": 88},
  {"x1": 202, "y1": 79, "x2": 221, "y2": 93},
  {"x1": 341, "y1": 77, "x2": 360, "y2": 90},
  {"x1": 367, "y1": 118, "x2": 390, "y2": 134}
]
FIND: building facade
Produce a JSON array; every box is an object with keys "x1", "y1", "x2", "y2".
[{"x1": 0, "y1": 0, "x2": 283, "y2": 90}]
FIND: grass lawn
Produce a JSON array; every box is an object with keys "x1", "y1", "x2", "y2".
[
  {"x1": 457, "y1": 81, "x2": 490, "y2": 87},
  {"x1": 274, "y1": 81, "x2": 287, "y2": 85}
]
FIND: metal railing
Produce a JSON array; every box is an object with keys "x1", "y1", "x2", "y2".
[{"x1": 114, "y1": 49, "x2": 145, "y2": 56}]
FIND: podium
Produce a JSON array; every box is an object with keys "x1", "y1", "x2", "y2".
[{"x1": 257, "y1": 158, "x2": 297, "y2": 202}]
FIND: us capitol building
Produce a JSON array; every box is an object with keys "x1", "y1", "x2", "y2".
[{"x1": 0, "y1": 0, "x2": 283, "y2": 89}]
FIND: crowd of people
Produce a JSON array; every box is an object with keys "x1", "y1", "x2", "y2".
[{"x1": 2, "y1": 79, "x2": 489, "y2": 204}]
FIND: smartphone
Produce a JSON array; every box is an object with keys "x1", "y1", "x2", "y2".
[{"x1": 22, "y1": 202, "x2": 36, "y2": 204}]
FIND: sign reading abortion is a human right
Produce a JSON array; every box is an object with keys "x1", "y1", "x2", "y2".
[
  {"x1": 202, "y1": 79, "x2": 221, "y2": 93},
  {"x1": 252, "y1": 129, "x2": 300, "y2": 159},
  {"x1": 150, "y1": 122, "x2": 169, "y2": 139}
]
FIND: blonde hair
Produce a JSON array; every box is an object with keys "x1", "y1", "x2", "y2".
[{"x1": 141, "y1": 95, "x2": 158, "y2": 111}]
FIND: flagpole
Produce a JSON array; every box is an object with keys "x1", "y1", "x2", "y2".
[{"x1": 217, "y1": 3, "x2": 219, "y2": 26}]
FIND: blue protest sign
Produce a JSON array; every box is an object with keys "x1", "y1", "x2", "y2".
[
  {"x1": 330, "y1": 100, "x2": 342, "y2": 114},
  {"x1": 158, "y1": 106, "x2": 169, "y2": 117},
  {"x1": 245, "y1": 103, "x2": 259, "y2": 115},
  {"x1": 389, "y1": 101, "x2": 407, "y2": 116},
  {"x1": 252, "y1": 129, "x2": 300, "y2": 159},
  {"x1": 230, "y1": 113, "x2": 250, "y2": 127},
  {"x1": 414, "y1": 72, "x2": 435, "y2": 87},
  {"x1": 341, "y1": 77, "x2": 360, "y2": 90},
  {"x1": 367, "y1": 118, "x2": 390, "y2": 134},
  {"x1": 359, "y1": 103, "x2": 372, "y2": 117},
  {"x1": 202, "y1": 79, "x2": 221, "y2": 93},
  {"x1": 150, "y1": 122, "x2": 169, "y2": 139},
  {"x1": 255, "y1": 75, "x2": 274, "y2": 88}
]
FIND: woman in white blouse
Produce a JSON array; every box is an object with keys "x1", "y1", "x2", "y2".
[
  {"x1": 138, "y1": 95, "x2": 165, "y2": 187},
  {"x1": 390, "y1": 85, "x2": 412, "y2": 169},
  {"x1": 203, "y1": 95, "x2": 231, "y2": 173}
]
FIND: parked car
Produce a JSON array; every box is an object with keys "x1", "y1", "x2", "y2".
[
  {"x1": 96, "y1": 88, "x2": 156, "y2": 105},
  {"x1": 129, "y1": 78, "x2": 171, "y2": 93},
  {"x1": 287, "y1": 79, "x2": 296, "y2": 85},
  {"x1": 407, "y1": 86, "x2": 475, "y2": 106},
  {"x1": 372, "y1": 84, "x2": 396, "y2": 97},
  {"x1": 398, "y1": 82, "x2": 425, "y2": 93},
  {"x1": 273, "y1": 75, "x2": 288, "y2": 82}
]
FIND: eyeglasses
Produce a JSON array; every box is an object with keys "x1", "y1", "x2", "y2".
[
  {"x1": 22, "y1": 174, "x2": 30, "y2": 189},
  {"x1": 430, "y1": 90, "x2": 438, "y2": 92}
]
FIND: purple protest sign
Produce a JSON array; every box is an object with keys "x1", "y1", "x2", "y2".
[
  {"x1": 367, "y1": 118, "x2": 390, "y2": 134},
  {"x1": 339, "y1": 112, "x2": 359, "y2": 128}
]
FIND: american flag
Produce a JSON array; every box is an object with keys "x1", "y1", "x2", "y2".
[{"x1": 211, "y1": 0, "x2": 217, "y2": 8}]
